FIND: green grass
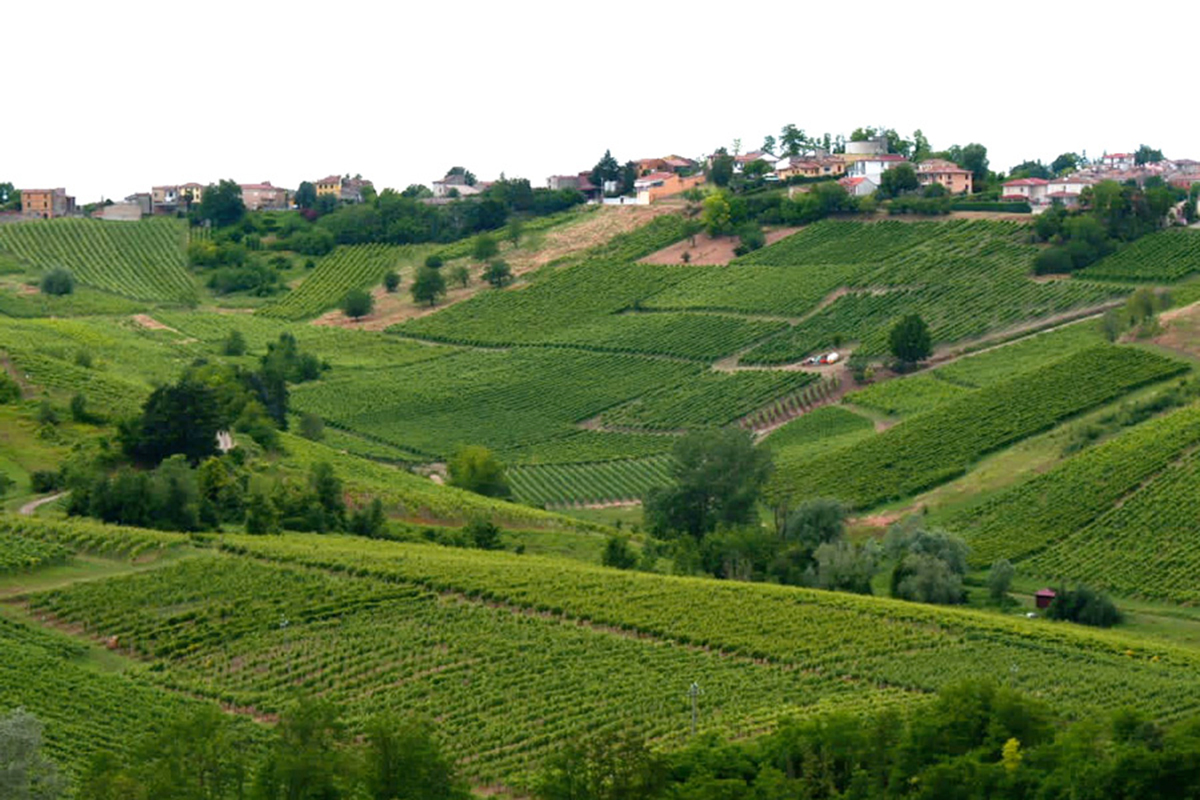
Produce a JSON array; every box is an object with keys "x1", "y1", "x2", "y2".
[{"x1": 845, "y1": 374, "x2": 974, "y2": 417}]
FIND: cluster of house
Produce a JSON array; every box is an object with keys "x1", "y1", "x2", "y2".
[
  {"x1": 11, "y1": 175, "x2": 374, "y2": 221},
  {"x1": 1001, "y1": 154, "x2": 1200, "y2": 209}
]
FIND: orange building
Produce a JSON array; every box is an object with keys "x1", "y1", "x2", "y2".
[{"x1": 20, "y1": 188, "x2": 75, "y2": 218}]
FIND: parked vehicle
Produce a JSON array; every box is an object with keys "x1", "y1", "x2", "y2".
[{"x1": 826, "y1": 351, "x2": 840, "y2": 364}]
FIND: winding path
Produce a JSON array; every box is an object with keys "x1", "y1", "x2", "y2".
[{"x1": 18, "y1": 492, "x2": 67, "y2": 516}]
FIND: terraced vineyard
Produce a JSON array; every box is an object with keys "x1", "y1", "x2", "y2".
[
  {"x1": 0, "y1": 217, "x2": 196, "y2": 303},
  {"x1": 509, "y1": 455, "x2": 673, "y2": 507},
  {"x1": 0, "y1": 515, "x2": 183, "y2": 559},
  {"x1": 601, "y1": 370, "x2": 818, "y2": 430},
  {"x1": 257, "y1": 243, "x2": 422, "y2": 320},
  {"x1": 761, "y1": 406, "x2": 875, "y2": 468},
  {"x1": 768, "y1": 346, "x2": 1186, "y2": 510},
  {"x1": 1075, "y1": 228, "x2": 1200, "y2": 282},
  {"x1": 942, "y1": 402, "x2": 1200, "y2": 565}
]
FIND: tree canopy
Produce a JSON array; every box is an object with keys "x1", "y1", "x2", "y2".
[
  {"x1": 447, "y1": 445, "x2": 511, "y2": 498},
  {"x1": 889, "y1": 314, "x2": 932, "y2": 365},
  {"x1": 199, "y1": 179, "x2": 246, "y2": 227},
  {"x1": 341, "y1": 288, "x2": 374, "y2": 320}
]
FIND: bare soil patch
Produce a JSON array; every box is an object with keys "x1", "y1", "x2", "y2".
[
  {"x1": 1153, "y1": 300, "x2": 1200, "y2": 358},
  {"x1": 640, "y1": 227, "x2": 801, "y2": 266},
  {"x1": 130, "y1": 314, "x2": 180, "y2": 333}
]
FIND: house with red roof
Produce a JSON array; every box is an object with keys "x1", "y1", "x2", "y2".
[
  {"x1": 1001, "y1": 177, "x2": 1048, "y2": 204},
  {"x1": 837, "y1": 175, "x2": 879, "y2": 197},
  {"x1": 634, "y1": 171, "x2": 704, "y2": 204},
  {"x1": 240, "y1": 181, "x2": 290, "y2": 211}
]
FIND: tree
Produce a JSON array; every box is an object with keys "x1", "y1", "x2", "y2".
[
  {"x1": 1034, "y1": 247, "x2": 1074, "y2": 275},
  {"x1": 535, "y1": 730, "x2": 666, "y2": 800},
  {"x1": 383, "y1": 270, "x2": 401, "y2": 293},
  {"x1": 988, "y1": 558, "x2": 1015, "y2": 603},
  {"x1": 472, "y1": 234, "x2": 499, "y2": 262},
  {"x1": 1051, "y1": 152, "x2": 1081, "y2": 174},
  {"x1": 507, "y1": 218, "x2": 524, "y2": 249},
  {"x1": 295, "y1": 181, "x2": 317, "y2": 210},
  {"x1": 482, "y1": 259, "x2": 512, "y2": 288},
  {"x1": 602, "y1": 536, "x2": 638, "y2": 569},
  {"x1": 1046, "y1": 585, "x2": 1122, "y2": 627},
  {"x1": 341, "y1": 288, "x2": 374, "y2": 320},
  {"x1": 1009, "y1": 160, "x2": 1051, "y2": 180},
  {"x1": 780, "y1": 124, "x2": 806, "y2": 157},
  {"x1": 879, "y1": 162, "x2": 919, "y2": 198},
  {"x1": 701, "y1": 191, "x2": 733, "y2": 236},
  {"x1": 199, "y1": 179, "x2": 246, "y2": 227},
  {"x1": 411, "y1": 266, "x2": 447, "y2": 306},
  {"x1": 299, "y1": 412, "x2": 324, "y2": 441},
  {"x1": 123, "y1": 379, "x2": 222, "y2": 466},
  {"x1": 1134, "y1": 144, "x2": 1164, "y2": 165},
  {"x1": 708, "y1": 153, "x2": 734, "y2": 187},
  {"x1": 590, "y1": 150, "x2": 621, "y2": 192},
  {"x1": 884, "y1": 522, "x2": 970, "y2": 605},
  {"x1": 957, "y1": 143, "x2": 990, "y2": 182},
  {"x1": 734, "y1": 222, "x2": 765, "y2": 255},
  {"x1": 912, "y1": 129, "x2": 932, "y2": 162},
  {"x1": 362, "y1": 714, "x2": 470, "y2": 800},
  {"x1": 889, "y1": 314, "x2": 932, "y2": 366},
  {"x1": 245, "y1": 490, "x2": 280, "y2": 534},
  {"x1": 761, "y1": 134, "x2": 777, "y2": 155},
  {"x1": 424, "y1": 254, "x2": 444, "y2": 269},
  {"x1": 449, "y1": 264, "x2": 471, "y2": 288},
  {"x1": 39, "y1": 267, "x2": 74, "y2": 296},
  {"x1": 644, "y1": 428, "x2": 772, "y2": 539},
  {"x1": 223, "y1": 329, "x2": 247, "y2": 356},
  {"x1": 447, "y1": 445, "x2": 511, "y2": 498},
  {"x1": 252, "y1": 697, "x2": 354, "y2": 800},
  {"x1": 0, "y1": 709, "x2": 65, "y2": 800},
  {"x1": 464, "y1": 518, "x2": 501, "y2": 550}
]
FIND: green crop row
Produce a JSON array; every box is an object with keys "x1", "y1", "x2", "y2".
[
  {"x1": 257, "y1": 243, "x2": 423, "y2": 320},
  {"x1": 509, "y1": 455, "x2": 674, "y2": 507},
  {"x1": 1075, "y1": 229, "x2": 1200, "y2": 282},
  {"x1": 0, "y1": 217, "x2": 196, "y2": 303},
  {"x1": 943, "y1": 401, "x2": 1200, "y2": 566},
  {"x1": 767, "y1": 346, "x2": 1187, "y2": 510},
  {"x1": 0, "y1": 533, "x2": 70, "y2": 574},
  {"x1": 845, "y1": 374, "x2": 974, "y2": 417},
  {"x1": 602, "y1": 370, "x2": 818, "y2": 430}
]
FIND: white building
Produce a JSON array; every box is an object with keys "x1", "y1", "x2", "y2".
[
  {"x1": 1001, "y1": 178, "x2": 1049, "y2": 204},
  {"x1": 847, "y1": 154, "x2": 906, "y2": 182}
]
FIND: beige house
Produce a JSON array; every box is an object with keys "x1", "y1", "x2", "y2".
[
  {"x1": 917, "y1": 159, "x2": 973, "y2": 194},
  {"x1": 240, "y1": 182, "x2": 290, "y2": 211}
]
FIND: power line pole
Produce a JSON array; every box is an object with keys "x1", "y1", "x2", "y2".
[{"x1": 688, "y1": 682, "x2": 702, "y2": 736}]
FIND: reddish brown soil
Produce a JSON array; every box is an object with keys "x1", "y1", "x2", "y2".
[{"x1": 640, "y1": 227, "x2": 801, "y2": 266}]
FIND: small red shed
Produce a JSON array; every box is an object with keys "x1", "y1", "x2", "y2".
[{"x1": 1035, "y1": 588, "x2": 1057, "y2": 610}]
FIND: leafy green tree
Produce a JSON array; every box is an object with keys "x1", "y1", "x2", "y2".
[
  {"x1": 780, "y1": 124, "x2": 806, "y2": 156},
  {"x1": 222, "y1": 329, "x2": 247, "y2": 356},
  {"x1": 761, "y1": 134, "x2": 777, "y2": 155},
  {"x1": 1051, "y1": 152, "x2": 1081, "y2": 174},
  {"x1": 449, "y1": 264, "x2": 471, "y2": 288},
  {"x1": 1034, "y1": 247, "x2": 1074, "y2": 275},
  {"x1": 733, "y1": 221, "x2": 765, "y2": 255},
  {"x1": 535, "y1": 730, "x2": 667, "y2": 800},
  {"x1": 957, "y1": 143, "x2": 990, "y2": 182},
  {"x1": 123, "y1": 379, "x2": 222, "y2": 466},
  {"x1": 251, "y1": 697, "x2": 354, "y2": 800},
  {"x1": 879, "y1": 162, "x2": 919, "y2": 198},
  {"x1": 1009, "y1": 160, "x2": 1051, "y2": 180},
  {"x1": 40, "y1": 267, "x2": 74, "y2": 296},
  {"x1": 424, "y1": 254, "x2": 444, "y2": 269},
  {"x1": 1046, "y1": 585, "x2": 1122, "y2": 627},
  {"x1": 361, "y1": 714, "x2": 470, "y2": 800},
  {"x1": 602, "y1": 536, "x2": 638, "y2": 569},
  {"x1": 0, "y1": 708, "x2": 65, "y2": 800},
  {"x1": 299, "y1": 412, "x2": 325, "y2": 441},
  {"x1": 482, "y1": 259, "x2": 512, "y2": 288},
  {"x1": 884, "y1": 522, "x2": 970, "y2": 604},
  {"x1": 465, "y1": 518, "x2": 502, "y2": 550},
  {"x1": 811, "y1": 539, "x2": 880, "y2": 594},
  {"x1": 708, "y1": 153, "x2": 734, "y2": 187},
  {"x1": 348, "y1": 498, "x2": 387, "y2": 538},
  {"x1": 411, "y1": 266, "x2": 447, "y2": 306},
  {"x1": 912, "y1": 129, "x2": 932, "y2": 162},
  {"x1": 507, "y1": 218, "x2": 524, "y2": 249},
  {"x1": 1134, "y1": 144, "x2": 1164, "y2": 165},
  {"x1": 383, "y1": 270, "x2": 401, "y2": 293},
  {"x1": 0, "y1": 372, "x2": 20, "y2": 404},
  {"x1": 199, "y1": 179, "x2": 246, "y2": 227},
  {"x1": 644, "y1": 428, "x2": 772, "y2": 539},
  {"x1": 987, "y1": 558, "x2": 1015, "y2": 603},
  {"x1": 889, "y1": 313, "x2": 932, "y2": 365},
  {"x1": 245, "y1": 490, "x2": 280, "y2": 534},
  {"x1": 590, "y1": 149, "x2": 621, "y2": 192},
  {"x1": 341, "y1": 288, "x2": 374, "y2": 320},
  {"x1": 0, "y1": 471, "x2": 13, "y2": 499},
  {"x1": 295, "y1": 181, "x2": 317, "y2": 209},
  {"x1": 701, "y1": 191, "x2": 733, "y2": 236},
  {"x1": 472, "y1": 234, "x2": 499, "y2": 262},
  {"x1": 309, "y1": 462, "x2": 346, "y2": 531},
  {"x1": 447, "y1": 445, "x2": 511, "y2": 498}
]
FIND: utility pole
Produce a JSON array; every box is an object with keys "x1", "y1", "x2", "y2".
[{"x1": 688, "y1": 682, "x2": 702, "y2": 736}]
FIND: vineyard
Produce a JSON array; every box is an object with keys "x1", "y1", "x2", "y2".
[
  {"x1": 1026, "y1": 448, "x2": 1200, "y2": 602},
  {"x1": 1075, "y1": 228, "x2": 1200, "y2": 282},
  {"x1": 0, "y1": 534, "x2": 70, "y2": 574},
  {"x1": 844, "y1": 374, "x2": 973, "y2": 417},
  {"x1": 257, "y1": 243, "x2": 427, "y2": 320},
  {"x1": 601, "y1": 370, "x2": 818, "y2": 430},
  {"x1": 767, "y1": 346, "x2": 1186, "y2": 510},
  {"x1": 509, "y1": 455, "x2": 674, "y2": 507},
  {"x1": 761, "y1": 406, "x2": 875, "y2": 464},
  {"x1": 942, "y1": 402, "x2": 1200, "y2": 565},
  {"x1": 0, "y1": 217, "x2": 197, "y2": 303}
]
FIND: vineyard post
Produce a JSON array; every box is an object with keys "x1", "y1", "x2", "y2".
[{"x1": 688, "y1": 681, "x2": 702, "y2": 736}]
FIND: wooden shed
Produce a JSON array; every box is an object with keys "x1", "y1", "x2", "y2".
[{"x1": 1035, "y1": 588, "x2": 1057, "y2": 610}]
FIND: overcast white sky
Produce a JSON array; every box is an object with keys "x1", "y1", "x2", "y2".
[{"x1": 6, "y1": 0, "x2": 1197, "y2": 202}]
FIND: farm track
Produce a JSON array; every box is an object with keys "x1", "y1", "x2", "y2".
[{"x1": 18, "y1": 493, "x2": 67, "y2": 516}]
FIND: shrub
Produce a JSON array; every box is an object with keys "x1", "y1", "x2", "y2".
[
  {"x1": 1046, "y1": 585, "x2": 1122, "y2": 628},
  {"x1": 602, "y1": 536, "x2": 639, "y2": 570},
  {"x1": 341, "y1": 288, "x2": 374, "y2": 320},
  {"x1": 424, "y1": 254, "x2": 444, "y2": 269},
  {"x1": 1033, "y1": 247, "x2": 1074, "y2": 275},
  {"x1": 0, "y1": 372, "x2": 20, "y2": 404},
  {"x1": 299, "y1": 413, "x2": 325, "y2": 441},
  {"x1": 223, "y1": 330, "x2": 247, "y2": 356},
  {"x1": 383, "y1": 271, "x2": 401, "y2": 293},
  {"x1": 40, "y1": 267, "x2": 74, "y2": 296}
]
